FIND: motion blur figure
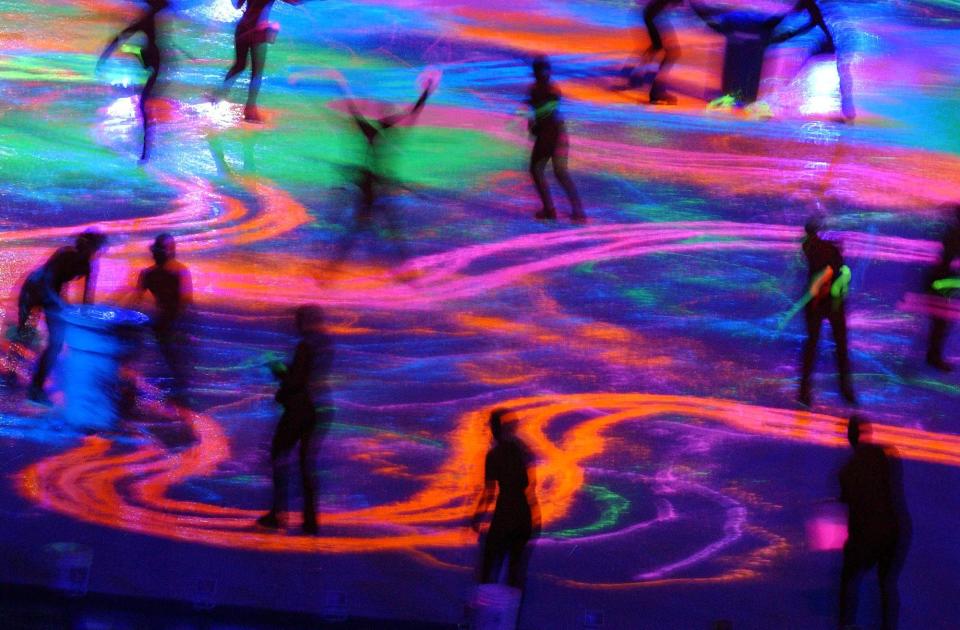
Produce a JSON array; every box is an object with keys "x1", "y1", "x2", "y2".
[
  {"x1": 628, "y1": 0, "x2": 682, "y2": 104},
  {"x1": 472, "y1": 408, "x2": 540, "y2": 589},
  {"x1": 257, "y1": 305, "x2": 334, "y2": 535},
  {"x1": 798, "y1": 218, "x2": 856, "y2": 407},
  {"x1": 131, "y1": 234, "x2": 192, "y2": 404},
  {"x1": 17, "y1": 230, "x2": 107, "y2": 406},
  {"x1": 327, "y1": 76, "x2": 434, "y2": 270},
  {"x1": 216, "y1": 0, "x2": 302, "y2": 123},
  {"x1": 924, "y1": 205, "x2": 960, "y2": 372},
  {"x1": 97, "y1": 0, "x2": 169, "y2": 162},
  {"x1": 838, "y1": 416, "x2": 909, "y2": 630},
  {"x1": 527, "y1": 56, "x2": 585, "y2": 223}
]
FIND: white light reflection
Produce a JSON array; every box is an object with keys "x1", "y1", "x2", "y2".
[{"x1": 798, "y1": 61, "x2": 840, "y2": 116}]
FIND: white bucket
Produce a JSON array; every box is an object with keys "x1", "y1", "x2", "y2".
[{"x1": 473, "y1": 584, "x2": 521, "y2": 630}]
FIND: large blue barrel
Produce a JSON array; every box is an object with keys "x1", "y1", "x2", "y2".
[{"x1": 61, "y1": 305, "x2": 148, "y2": 431}]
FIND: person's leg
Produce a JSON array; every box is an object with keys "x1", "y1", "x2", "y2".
[
  {"x1": 530, "y1": 138, "x2": 555, "y2": 219},
  {"x1": 156, "y1": 327, "x2": 190, "y2": 406},
  {"x1": 799, "y1": 307, "x2": 823, "y2": 405},
  {"x1": 480, "y1": 528, "x2": 507, "y2": 584},
  {"x1": 649, "y1": 44, "x2": 680, "y2": 103},
  {"x1": 551, "y1": 136, "x2": 584, "y2": 220},
  {"x1": 838, "y1": 545, "x2": 864, "y2": 628},
  {"x1": 830, "y1": 307, "x2": 856, "y2": 403},
  {"x1": 139, "y1": 66, "x2": 159, "y2": 162},
  {"x1": 218, "y1": 35, "x2": 250, "y2": 98},
  {"x1": 877, "y1": 543, "x2": 901, "y2": 630},
  {"x1": 30, "y1": 307, "x2": 65, "y2": 399},
  {"x1": 506, "y1": 529, "x2": 532, "y2": 588},
  {"x1": 245, "y1": 43, "x2": 268, "y2": 121},
  {"x1": 298, "y1": 420, "x2": 318, "y2": 533},
  {"x1": 259, "y1": 416, "x2": 298, "y2": 527}
]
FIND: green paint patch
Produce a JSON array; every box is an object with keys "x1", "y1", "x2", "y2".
[
  {"x1": 624, "y1": 287, "x2": 656, "y2": 307},
  {"x1": 619, "y1": 202, "x2": 713, "y2": 223},
  {"x1": 548, "y1": 484, "x2": 630, "y2": 539}
]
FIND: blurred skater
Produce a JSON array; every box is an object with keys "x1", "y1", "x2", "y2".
[
  {"x1": 215, "y1": 0, "x2": 302, "y2": 123},
  {"x1": 472, "y1": 408, "x2": 540, "y2": 589},
  {"x1": 625, "y1": 0, "x2": 683, "y2": 104},
  {"x1": 326, "y1": 72, "x2": 435, "y2": 270},
  {"x1": 97, "y1": 0, "x2": 169, "y2": 161},
  {"x1": 798, "y1": 218, "x2": 856, "y2": 407},
  {"x1": 838, "y1": 416, "x2": 909, "y2": 630},
  {"x1": 130, "y1": 234, "x2": 193, "y2": 404},
  {"x1": 527, "y1": 56, "x2": 585, "y2": 222},
  {"x1": 925, "y1": 205, "x2": 960, "y2": 372},
  {"x1": 17, "y1": 230, "x2": 107, "y2": 405},
  {"x1": 257, "y1": 305, "x2": 334, "y2": 535}
]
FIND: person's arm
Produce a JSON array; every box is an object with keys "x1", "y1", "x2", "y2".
[
  {"x1": 97, "y1": 19, "x2": 146, "y2": 69},
  {"x1": 471, "y1": 453, "x2": 496, "y2": 532},
  {"x1": 526, "y1": 453, "x2": 541, "y2": 536},
  {"x1": 808, "y1": 266, "x2": 834, "y2": 299},
  {"x1": 278, "y1": 340, "x2": 310, "y2": 393},
  {"x1": 82, "y1": 264, "x2": 97, "y2": 305},
  {"x1": 179, "y1": 266, "x2": 193, "y2": 312},
  {"x1": 383, "y1": 82, "x2": 434, "y2": 129}
]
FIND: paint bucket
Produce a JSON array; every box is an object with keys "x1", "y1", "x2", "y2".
[
  {"x1": 45, "y1": 542, "x2": 93, "y2": 597},
  {"x1": 472, "y1": 584, "x2": 521, "y2": 630},
  {"x1": 61, "y1": 305, "x2": 147, "y2": 431}
]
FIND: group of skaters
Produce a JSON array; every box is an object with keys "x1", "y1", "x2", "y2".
[
  {"x1": 3, "y1": 202, "x2": 953, "y2": 626},
  {"x1": 90, "y1": 0, "x2": 858, "y2": 224},
  {"x1": 4, "y1": 1, "x2": 933, "y2": 627}
]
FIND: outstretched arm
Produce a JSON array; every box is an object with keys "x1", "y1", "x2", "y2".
[{"x1": 382, "y1": 81, "x2": 435, "y2": 129}]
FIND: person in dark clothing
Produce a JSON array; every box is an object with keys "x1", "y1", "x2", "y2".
[
  {"x1": 527, "y1": 56, "x2": 585, "y2": 223},
  {"x1": 472, "y1": 408, "x2": 540, "y2": 588},
  {"x1": 257, "y1": 305, "x2": 333, "y2": 535},
  {"x1": 215, "y1": 0, "x2": 302, "y2": 123},
  {"x1": 798, "y1": 218, "x2": 856, "y2": 407},
  {"x1": 925, "y1": 205, "x2": 960, "y2": 371},
  {"x1": 838, "y1": 416, "x2": 909, "y2": 630},
  {"x1": 97, "y1": 0, "x2": 169, "y2": 161},
  {"x1": 17, "y1": 230, "x2": 108, "y2": 406},
  {"x1": 626, "y1": 0, "x2": 683, "y2": 104},
  {"x1": 132, "y1": 234, "x2": 192, "y2": 403}
]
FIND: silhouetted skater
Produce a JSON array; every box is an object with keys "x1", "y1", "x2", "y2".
[
  {"x1": 472, "y1": 408, "x2": 540, "y2": 589},
  {"x1": 17, "y1": 230, "x2": 107, "y2": 406},
  {"x1": 798, "y1": 218, "x2": 856, "y2": 407},
  {"x1": 626, "y1": 0, "x2": 683, "y2": 104},
  {"x1": 925, "y1": 205, "x2": 960, "y2": 372},
  {"x1": 838, "y1": 416, "x2": 909, "y2": 630},
  {"x1": 527, "y1": 56, "x2": 585, "y2": 223},
  {"x1": 131, "y1": 234, "x2": 192, "y2": 403},
  {"x1": 215, "y1": 0, "x2": 302, "y2": 123},
  {"x1": 97, "y1": 0, "x2": 169, "y2": 161},
  {"x1": 326, "y1": 73, "x2": 435, "y2": 271},
  {"x1": 257, "y1": 305, "x2": 333, "y2": 535}
]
